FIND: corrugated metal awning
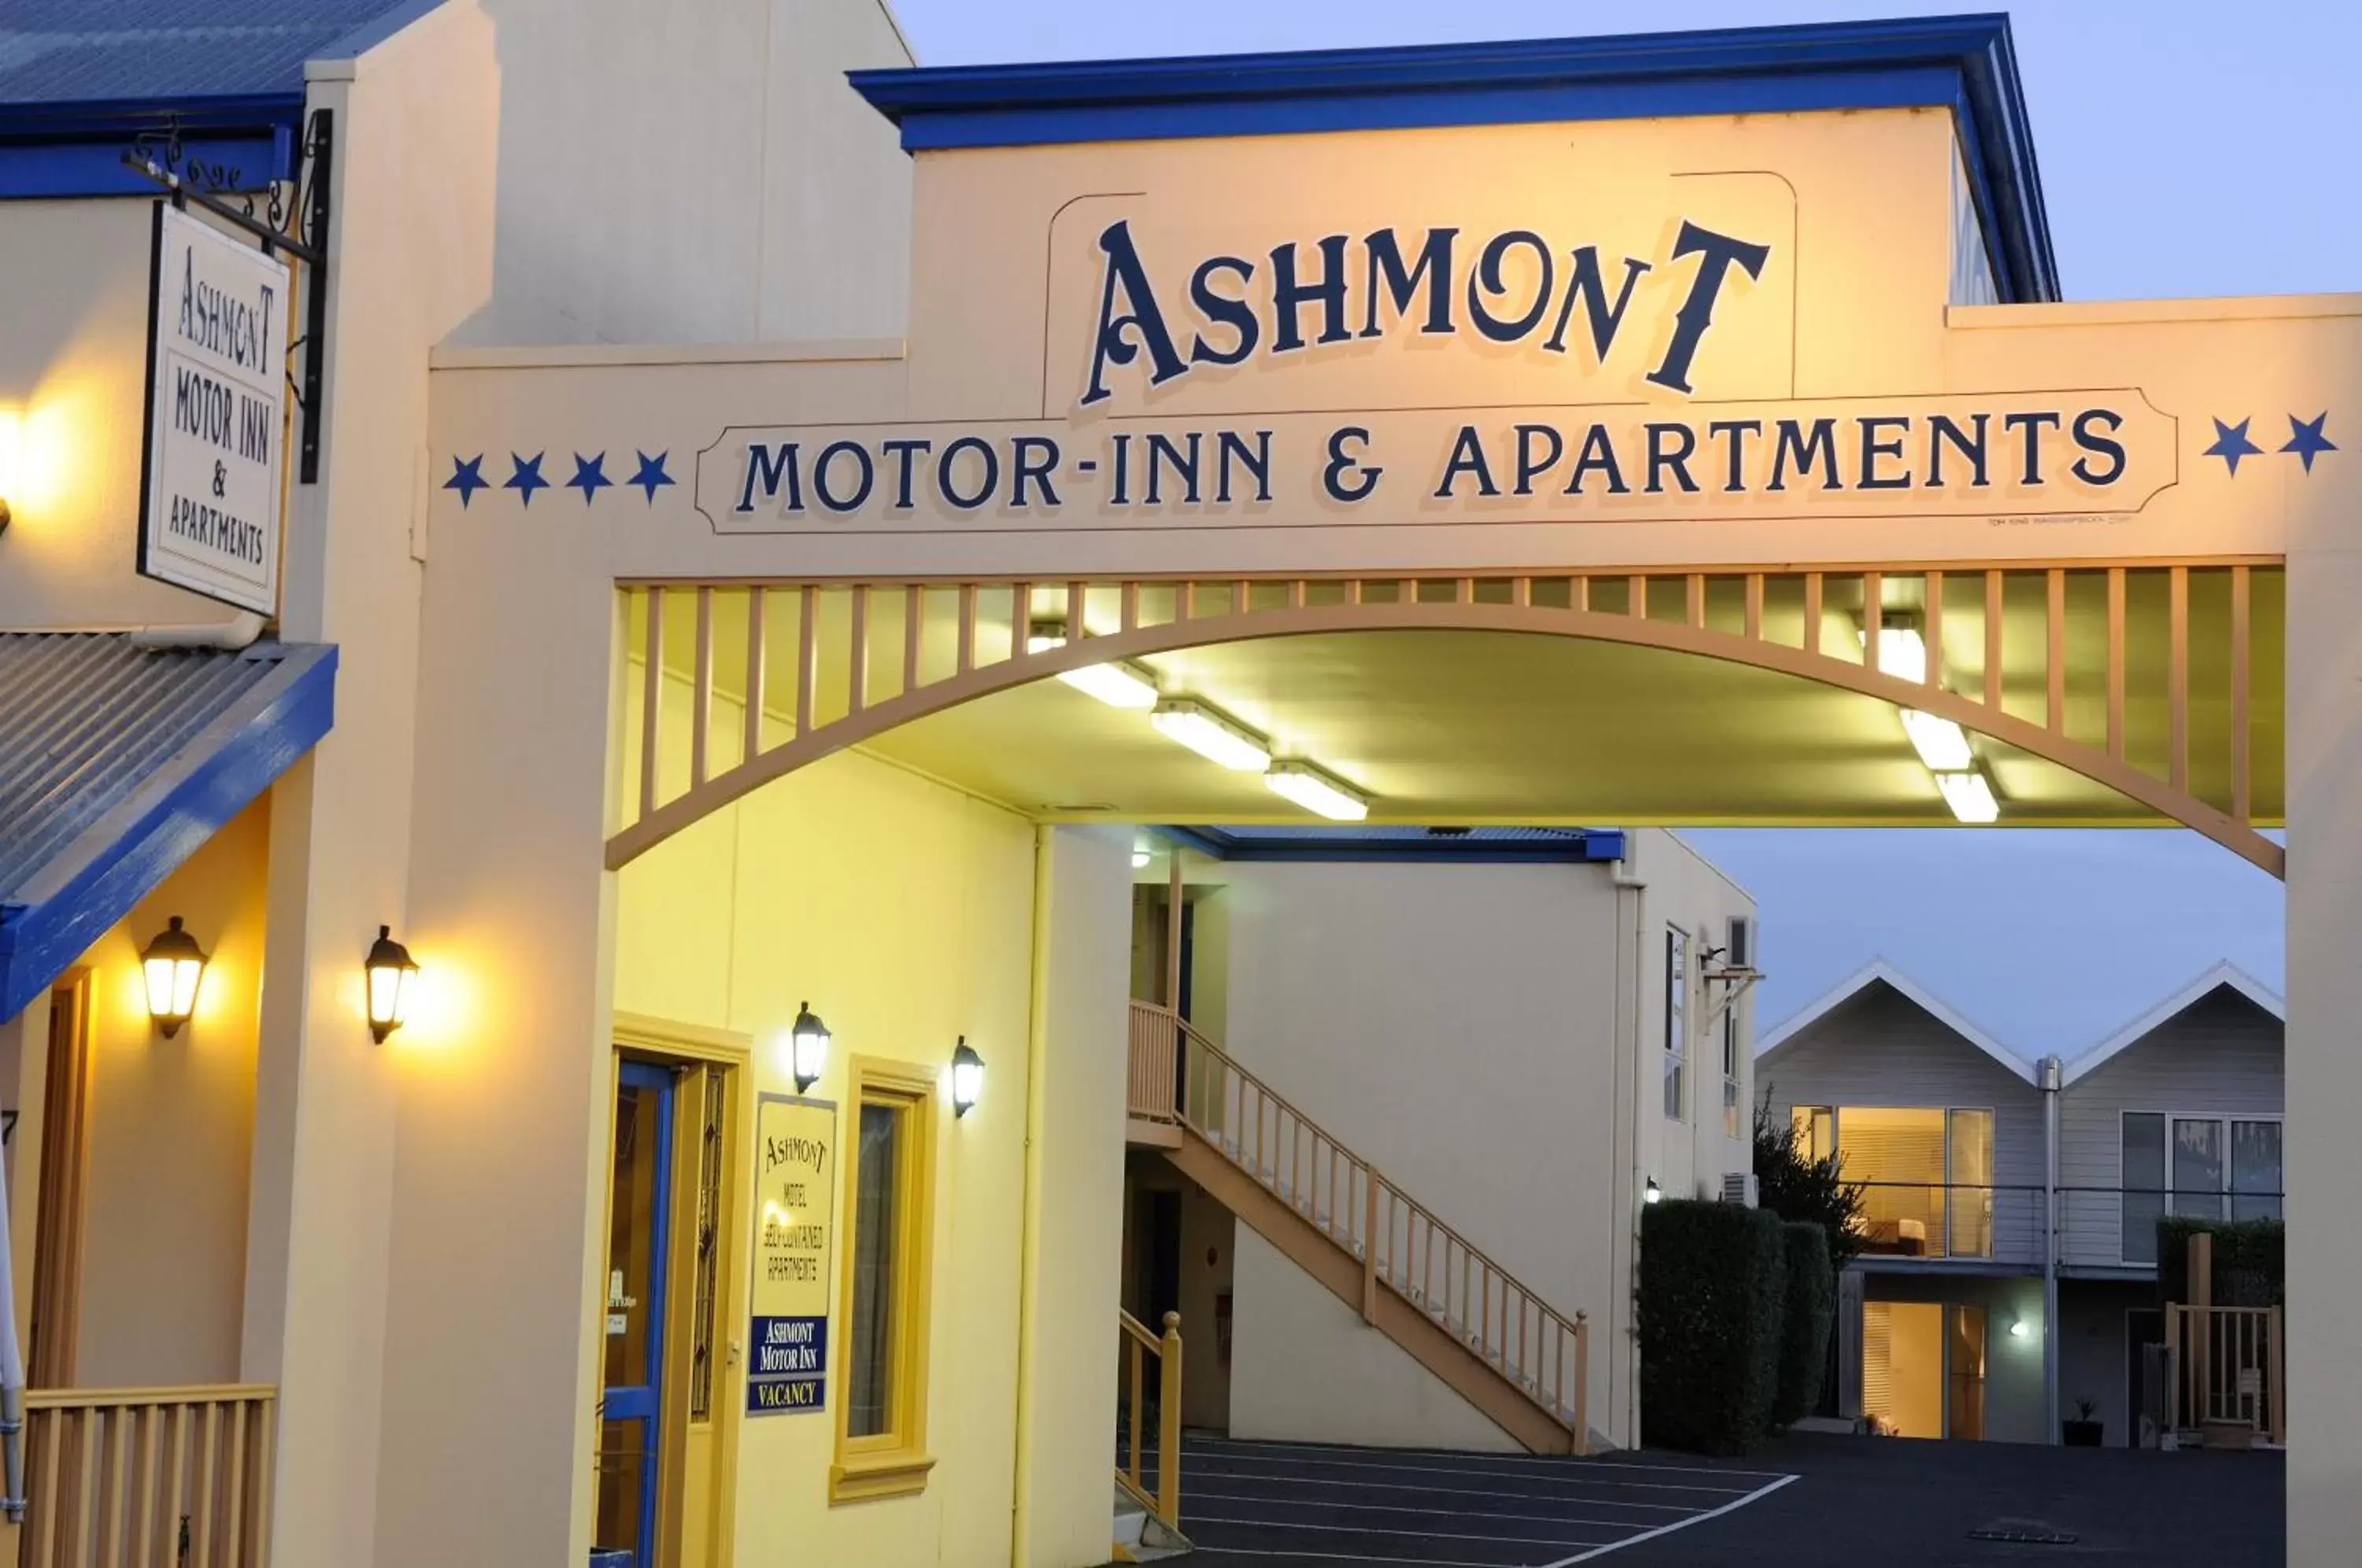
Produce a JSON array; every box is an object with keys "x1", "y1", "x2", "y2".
[{"x1": 0, "y1": 633, "x2": 336, "y2": 1020}]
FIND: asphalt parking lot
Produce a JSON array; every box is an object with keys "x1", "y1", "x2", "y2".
[
  {"x1": 1146, "y1": 1432, "x2": 2284, "y2": 1566},
  {"x1": 1168, "y1": 1436, "x2": 1794, "y2": 1565}
]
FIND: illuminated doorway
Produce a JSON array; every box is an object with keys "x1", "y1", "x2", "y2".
[{"x1": 1864, "y1": 1301, "x2": 1986, "y2": 1440}]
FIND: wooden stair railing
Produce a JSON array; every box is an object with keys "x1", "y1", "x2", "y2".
[
  {"x1": 1129, "y1": 1001, "x2": 1589, "y2": 1455},
  {"x1": 7, "y1": 1385, "x2": 276, "y2": 1568},
  {"x1": 1115, "y1": 1309, "x2": 1183, "y2": 1542}
]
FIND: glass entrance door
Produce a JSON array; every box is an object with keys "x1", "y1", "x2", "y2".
[{"x1": 595, "y1": 1062, "x2": 676, "y2": 1568}]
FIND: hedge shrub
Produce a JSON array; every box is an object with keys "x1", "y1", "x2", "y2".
[
  {"x1": 1774, "y1": 1221, "x2": 1834, "y2": 1426},
  {"x1": 1638, "y1": 1200, "x2": 1786, "y2": 1454},
  {"x1": 2157, "y1": 1215, "x2": 2284, "y2": 1307}
]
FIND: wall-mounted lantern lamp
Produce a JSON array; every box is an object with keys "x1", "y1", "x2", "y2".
[
  {"x1": 950, "y1": 1037, "x2": 984, "y2": 1118},
  {"x1": 790, "y1": 1003, "x2": 831, "y2": 1093},
  {"x1": 140, "y1": 916, "x2": 207, "y2": 1037},
  {"x1": 364, "y1": 925, "x2": 418, "y2": 1043},
  {"x1": 2007, "y1": 1318, "x2": 2030, "y2": 1341},
  {"x1": 1642, "y1": 1178, "x2": 1663, "y2": 1206}
]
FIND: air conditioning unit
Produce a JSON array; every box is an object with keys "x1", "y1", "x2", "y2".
[
  {"x1": 1726, "y1": 915, "x2": 1755, "y2": 972},
  {"x1": 1721, "y1": 1171, "x2": 1760, "y2": 1207}
]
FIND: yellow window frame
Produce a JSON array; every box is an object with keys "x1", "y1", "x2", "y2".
[{"x1": 830, "y1": 1056, "x2": 938, "y2": 1504}]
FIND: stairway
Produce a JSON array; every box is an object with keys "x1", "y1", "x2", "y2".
[{"x1": 1128, "y1": 1000, "x2": 1591, "y2": 1456}]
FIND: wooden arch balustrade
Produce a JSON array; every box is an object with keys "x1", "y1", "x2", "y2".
[{"x1": 607, "y1": 562, "x2": 2284, "y2": 879}]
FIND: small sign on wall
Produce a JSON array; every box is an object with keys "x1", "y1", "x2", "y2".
[
  {"x1": 139, "y1": 203, "x2": 292, "y2": 616},
  {"x1": 747, "y1": 1093, "x2": 834, "y2": 1416}
]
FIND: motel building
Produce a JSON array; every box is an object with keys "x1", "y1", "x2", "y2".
[{"x1": 0, "y1": 4, "x2": 2354, "y2": 1567}]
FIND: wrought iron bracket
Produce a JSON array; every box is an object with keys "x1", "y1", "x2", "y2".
[{"x1": 120, "y1": 109, "x2": 334, "y2": 483}]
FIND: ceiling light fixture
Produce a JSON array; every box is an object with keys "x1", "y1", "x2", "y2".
[
  {"x1": 1862, "y1": 624, "x2": 1976, "y2": 772},
  {"x1": 1150, "y1": 699, "x2": 1272, "y2": 772},
  {"x1": 1264, "y1": 760, "x2": 1371, "y2": 822},
  {"x1": 1935, "y1": 768, "x2": 2001, "y2": 824},
  {"x1": 1026, "y1": 623, "x2": 1159, "y2": 709}
]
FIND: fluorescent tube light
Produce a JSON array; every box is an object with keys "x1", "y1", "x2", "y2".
[
  {"x1": 1864, "y1": 626, "x2": 1929, "y2": 684},
  {"x1": 1900, "y1": 709, "x2": 1975, "y2": 771},
  {"x1": 1264, "y1": 761, "x2": 1371, "y2": 822},
  {"x1": 1150, "y1": 700, "x2": 1272, "y2": 771},
  {"x1": 1026, "y1": 627, "x2": 1159, "y2": 709},
  {"x1": 1935, "y1": 770, "x2": 2000, "y2": 824},
  {"x1": 1861, "y1": 626, "x2": 1974, "y2": 770}
]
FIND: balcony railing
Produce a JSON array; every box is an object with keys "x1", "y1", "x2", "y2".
[
  {"x1": 1842, "y1": 1183, "x2": 2287, "y2": 1273},
  {"x1": 1848, "y1": 1182, "x2": 2045, "y2": 1264},
  {"x1": 13, "y1": 1384, "x2": 275, "y2": 1568},
  {"x1": 2058, "y1": 1185, "x2": 2285, "y2": 1273}
]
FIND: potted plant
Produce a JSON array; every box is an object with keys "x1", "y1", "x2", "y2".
[{"x1": 2062, "y1": 1397, "x2": 2104, "y2": 1447}]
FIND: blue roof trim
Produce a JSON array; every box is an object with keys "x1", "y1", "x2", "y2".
[
  {"x1": 0, "y1": 94, "x2": 303, "y2": 198},
  {"x1": 849, "y1": 13, "x2": 2057, "y2": 302},
  {"x1": 1161, "y1": 826, "x2": 1626, "y2": 864},
  {"x1": 0, "y1": 643, "x2": 335, "y2": 1021}
]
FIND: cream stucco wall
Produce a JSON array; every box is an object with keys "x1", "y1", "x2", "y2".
[
  {"x1": 1176, "y1": 831, "x2": 1752, "y2": 1451},
  {"x1": 0, "y1": 795, "x2": 270, "y2": 1392},
  {"x1": 69, "y1": 796, "x2": 272, "y2": 1388},
  {"x1": 446, "y1": 0, "x2": 913, "y2": 348}
]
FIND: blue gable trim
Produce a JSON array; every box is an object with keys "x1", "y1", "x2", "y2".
[
  {"x1": 849, "y1": 14, "x2": 2056, "y2": 303},
  {"x1": 0, "y1": 645, "x2": 335, "y2": 1022},
  {"x1": 1159, "y1": 826, "x2": 1626, "y2": 864},
  {"x1": 0, "y1": 94, "x2": 305, "y2": 199}
]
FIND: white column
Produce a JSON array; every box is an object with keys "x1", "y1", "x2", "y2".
[
  {"x1": 2286, "y1": 539, "x2": 2362, "y2": 1565},
  {"x1": 1013, "y1": 826, "x2": 1132, "y2": 1567}
]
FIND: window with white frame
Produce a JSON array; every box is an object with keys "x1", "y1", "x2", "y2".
[
  {"x1": 2120, "y1": 1112, "x2": 2282, "y2": 1265},
  {"x1": 1664, "y1": 926, "x2": 1687, "y2": 1120}
]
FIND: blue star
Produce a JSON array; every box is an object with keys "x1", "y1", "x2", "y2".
[
  {"x1": 505, "y1": 452, "x2": 550, "y2": 506},
  {"x1": 2282, "y1": 412, "x2": 2336, "y2": 473},
  {"x1": 2204, "y1": 417, "x2": 2263, "y2": 476},
  {"x1": 566, "y1": 452, "x2": 612, "y2": 505},
  {"x1": 629, "y1": 450, "x2": 676, "y2": 504},
  {"x1": 443, "y1": 454, "x2": 487, "y2": 508}
]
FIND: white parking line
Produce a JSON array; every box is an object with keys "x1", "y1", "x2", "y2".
[
  {"x1": 1191, "y1": 1551, "x2": 1513, "y2": 1566},
  {"x1": 1186, "y1": 1437, "x2": 1796, "y2": 1481},
  {"x1": 1182, "y1": 1467, "x2": 1699, "y2": 1513},
  {"x1": 1535, "y1": 1473, "x2": 1800, "y2": 1565},
  {"x1": 1175, "y1": 1448, "x2": 1757, "y2": 1495},
  {"x1": 1186, "y1": 1490, "x2": 1660, "y2": 1533},
  {"x1": 1193, "y1": 1517, "x2": 1616, "y2": 1551}
]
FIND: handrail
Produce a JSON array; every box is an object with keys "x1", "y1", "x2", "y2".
[
  {"x1": 1134, "y1": 1000, "x2": 1589, "y2": 1448},
  {"x1": 15, "y1": 1383, "x2": 276, "y2": 1567},
  {"x1": 2164, "y1": 1303, "x2": 2284, "y2": 1444},
  {"x1": 1115, "y1": 1308, "x2": 1183, "y2": 1533}
]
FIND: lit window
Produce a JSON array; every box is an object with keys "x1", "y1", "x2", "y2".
[
  {"x1": 2121, "y1": 1112, "x2": 2283, "y2": 1263},
  {"x1": 832, "y1": 1060, "x2": 937, "y2": 1503},
  {"x1": 1664, "y1": 928, "x2": 1687, "y2": 1121},
  {"x1": 1792, "y1": 1106, "x2": 1834, "y2": 1163}
]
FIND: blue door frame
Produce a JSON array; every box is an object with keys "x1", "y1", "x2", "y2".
[{"x1": 608, "y1": 1061, "x2": 676, "y2": 1568}]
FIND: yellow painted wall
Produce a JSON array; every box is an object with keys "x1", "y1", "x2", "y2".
[{"x1": 616, "y1": 745, "x2": 1040, "y2": 1568}]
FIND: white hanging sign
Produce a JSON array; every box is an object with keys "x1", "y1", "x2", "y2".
[{"x1": 139, "y1": 203, "x2": 292, "y2": 615}]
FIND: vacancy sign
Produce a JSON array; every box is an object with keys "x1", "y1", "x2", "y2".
[
  {"x1": 747, "y1": 1094, "x2": 835, "y2": 1415},
  {"x1": 139, "y1": 204, "x2": 292, "y2": 615}
]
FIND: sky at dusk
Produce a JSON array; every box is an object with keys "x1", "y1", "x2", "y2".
[{"x1": 884, "y1": 0, "x2": 2345, "y2": 1056}]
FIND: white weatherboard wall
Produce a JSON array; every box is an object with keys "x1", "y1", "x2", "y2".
[
  {"x1": 1756, "y1": 984, "x2": 2045, "y2": 1198},
  {"x1": 2057, "y1": 989, "x2": 2283, "y2": 1270},
  {"x1": 1198, "y1": 830, "x2": 1751, "y2": 1452}
]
